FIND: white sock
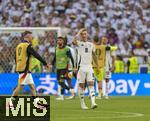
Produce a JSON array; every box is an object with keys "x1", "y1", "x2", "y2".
[
  {"x1": 78, "y1": 87, "x2": 85, "y2": 104},
  {"x1": 89, "y1": 86, "x2": 96, "y2": 105},
  {"x1": 105, "y1": 82, "x2": 109, "y2": 96},
  {"x1": 57, "y1": 85, "x2": 61, "y2": 96}
]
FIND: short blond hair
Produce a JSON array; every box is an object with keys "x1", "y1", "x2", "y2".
[
  {"x1": 80, "y1": 28, "x2": 87, "y2": 34},
  {"x1": 101, "y1": 36, "x2": 108, "y2": 44}
]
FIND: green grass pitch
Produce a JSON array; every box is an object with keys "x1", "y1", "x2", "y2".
[{"x1": 50, "y1": 96, "x2": 150, "y2": 121}]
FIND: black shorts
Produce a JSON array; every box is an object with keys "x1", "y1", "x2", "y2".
[{"x1": 56, "y1": 69, "x2": 68, "y2": 81}]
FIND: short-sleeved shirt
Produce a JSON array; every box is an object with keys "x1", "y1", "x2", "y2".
[{"x1": 76, "y1": 41, "x2": 95, "y2": 68}]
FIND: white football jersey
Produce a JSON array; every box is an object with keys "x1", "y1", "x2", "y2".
[
  {"x1": 76, "y1": 41, "x2": 95, "y2": 68},
  {"x1": 105, "y1": 50, "x2": 112, "y2": 72},
  {"x1": 105, "y1": 47, "x2": 116, "y2": 71},
  {"x1": 68, "y1": 46, "x2": 76, "y2": 70}
]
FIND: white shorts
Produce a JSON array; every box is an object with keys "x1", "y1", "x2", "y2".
[
  {"x1": 18, "y1": 73, "x2": 34, "y2": 85},
  {"x1": 77, "y1": 67, "x2": 94, "y2": 83}
]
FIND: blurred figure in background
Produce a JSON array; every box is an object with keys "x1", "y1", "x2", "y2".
[
  {"x1": 114, "y1": 55, "x2": 125, "y2": 73},
  {"x1": 30, "y1": 46, "x2": 42, "y2": 73},
  {"x1": 127, "y1": 50, "x2": 139, "y2": 73},
  {"x1": 147, "y1": 49, "x2": 150, "y2": 73}
]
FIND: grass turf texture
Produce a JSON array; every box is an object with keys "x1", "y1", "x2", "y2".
[{"x1": 51, "y1": 96, "x2": 150, "y2": 121}]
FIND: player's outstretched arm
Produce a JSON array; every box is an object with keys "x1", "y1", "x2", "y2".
[
  {"x1": 27, "y1": 45, "x2": 53, "y2": 72},
  {"x1": 66, "y1": 49, "x2": 75, "y2": 68},
  {"x1": 27, "y1": 44, "x2": 47, "y2": 66}
]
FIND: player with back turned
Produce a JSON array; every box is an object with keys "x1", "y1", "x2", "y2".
[
  {"x1": 9, "y1": 31, "x2": 50, "y2": 108},
  {"x1": 93, "y1": 36, "x2": 117, "y2": 99}
]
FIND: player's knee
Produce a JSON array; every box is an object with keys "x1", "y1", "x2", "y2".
[
  {"x1": 79, "y1": 83, "x2": 84, "y2": 88},
  {"x1": 88, "y1": 82, "x2": 94, "y2": 86},
  {"x1": 98, "y1": 85, "x2": 102, "y2": 89}
]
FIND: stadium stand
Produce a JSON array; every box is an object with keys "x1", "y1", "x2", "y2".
[{"x1": 0, "y1": 0, "x2": 149, "y2": 73}]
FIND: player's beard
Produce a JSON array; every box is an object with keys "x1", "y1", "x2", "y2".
[{"x1": 58, "y1": 43, "x2": 64, "y2": 48}]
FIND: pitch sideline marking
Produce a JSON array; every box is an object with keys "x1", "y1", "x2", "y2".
[{"x1": 55, "y1": 110, "x2": 144, "y2": 119}]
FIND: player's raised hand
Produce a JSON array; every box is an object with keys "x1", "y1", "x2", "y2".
[{"x1": 72, "y1": 39, "x2": 78, "y2": 45}]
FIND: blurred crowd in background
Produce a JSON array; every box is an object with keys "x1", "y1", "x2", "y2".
[{"x1": 0, "y1": 0, "x2": 149, "y2": 73}]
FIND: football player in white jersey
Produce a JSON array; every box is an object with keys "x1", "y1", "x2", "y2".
[{"x1": 72, "y1": 28, "x2": 99, "y2": 109}]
